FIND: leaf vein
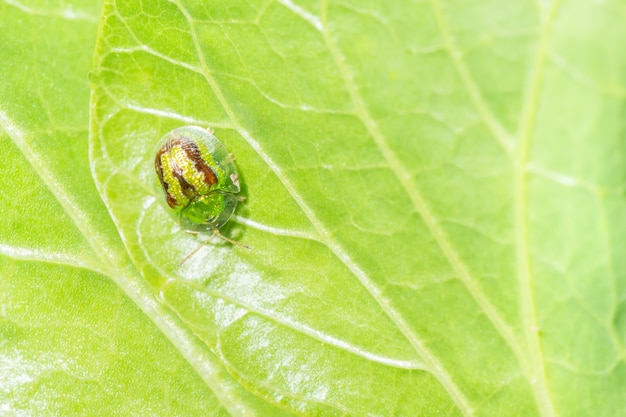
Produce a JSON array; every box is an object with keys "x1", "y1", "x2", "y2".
[
  {"x1": 514, "y1": 2, "x2": 562, "y2": 416},
  {"x1": 429, "y1": 0, "x2": 514, "y2": 156}
]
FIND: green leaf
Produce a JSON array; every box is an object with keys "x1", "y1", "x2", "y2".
[{"x1": 3, "y1": 0, "x2": 626, "y2": 415}]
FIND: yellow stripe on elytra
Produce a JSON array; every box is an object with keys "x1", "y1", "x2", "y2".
[{"x1": 160, "y1": 151, "x2": 188, "y2": 208}]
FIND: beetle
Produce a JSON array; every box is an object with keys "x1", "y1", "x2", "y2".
[{"x1": 154, "y1": 125, "x2": 249, "y2": 264}]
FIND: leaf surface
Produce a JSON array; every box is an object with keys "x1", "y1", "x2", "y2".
[{"x1": 2, "y1": 0, "x2": 626, "y2": 415}]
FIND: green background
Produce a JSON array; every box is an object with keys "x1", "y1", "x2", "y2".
[{"x1": 1, "y1": 0, "x2": 625, "y2": 415}]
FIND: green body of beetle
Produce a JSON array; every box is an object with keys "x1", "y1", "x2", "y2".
[{"x1": 154, "y1": 126, "x2": 241, "y2": 237}]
